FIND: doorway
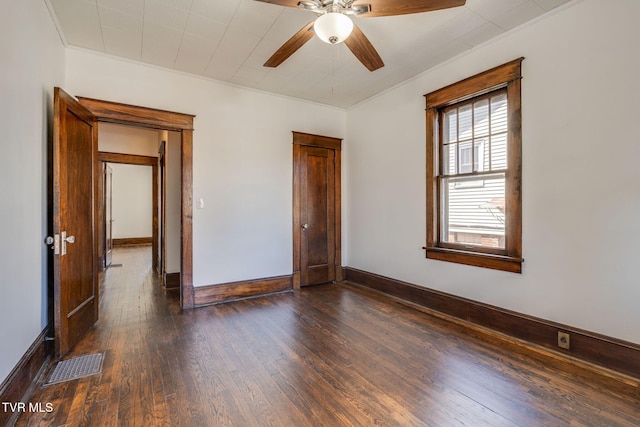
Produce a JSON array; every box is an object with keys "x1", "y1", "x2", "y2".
[
  {"x1": 98, "y1": 151, "x2": 158, "y2": 271},
  {"x1": 292, "y1": 131, "x2": 342, "y2": 288},
  {"x1": 77, "y1": 96, "x2": 195, "y2": 309}
]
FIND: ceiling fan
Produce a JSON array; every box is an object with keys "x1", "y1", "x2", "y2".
[{"x1": 255, "y1": 0, "x2": 467, "y2": 71}]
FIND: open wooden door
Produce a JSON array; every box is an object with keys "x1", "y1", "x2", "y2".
[{"x1": 52, "y1": 87, "x2": 99, "y2": 357}]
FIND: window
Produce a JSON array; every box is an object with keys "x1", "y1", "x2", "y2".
[{"x1": 424, "y1": 58, "x2": 523, "y2": 273}]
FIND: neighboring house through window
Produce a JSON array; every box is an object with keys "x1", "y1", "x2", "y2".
[{"x1": 424, "y1": 58, "x2": 524, "y2": 273}]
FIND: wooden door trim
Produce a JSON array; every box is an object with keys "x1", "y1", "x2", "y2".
[
  {"x1": 292, "y1": 131, "x2": 342, "y2": 150},
  {"x1": 98, "y1": 152, "x2": 159, "y2": 272},
  {"x1": 80, "y1": 98, "x2": 195, "y2": 309},
  {"x1": 98, "y1": 152, "x2": 157, "y2": 165},
  {"x1": 158, "y1": 141, "x2": 166, "y2": 278},
  {"x1": 292, "y1": 131, "x2": 342, "y2": 289},
  {"x1": 77, "y1": 97, "x2": 194, "y2": 131},
  {"x1": 101, "y1": 163, "x2": 113, "y2": 270}
]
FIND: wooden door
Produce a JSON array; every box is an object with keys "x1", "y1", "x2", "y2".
[
  {"x1": 104, "y1": 164, "x2": 113, "y2": 268},
  {"x1": 293, "y1": 132, "x2": 342, "y2": 288},
  {"x1": 53, "y1": 87, "x2": 99, "y2": 357}
]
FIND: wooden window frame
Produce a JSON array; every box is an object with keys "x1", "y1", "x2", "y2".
[{"x1": 424, "y1": 58, "x2": 524, "y2": 273}]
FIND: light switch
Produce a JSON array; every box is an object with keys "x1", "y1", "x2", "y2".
[{"x1": 197, "y1": 197, "x2": 205, "y2": 209}]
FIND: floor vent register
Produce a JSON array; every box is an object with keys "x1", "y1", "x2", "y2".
[{"x1": 45, "y1": 353, "x2": 104, "y2": 386}]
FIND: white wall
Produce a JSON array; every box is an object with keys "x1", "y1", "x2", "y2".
[
  {"x1": 345, "y1": 0, "x2": 640, "y2": 345},
  {"x1": 65, "y1": 49, "x2": 346, "y2": 286},
  {"x1": 109, "y1": 163, "x2": 153, "y2": 239},
  {"x1": 99, "y1": 122, "x2": 161, "y2": 157},
  {"x1": 0, "y1": 1, "x2": 65, "y2": 383}
]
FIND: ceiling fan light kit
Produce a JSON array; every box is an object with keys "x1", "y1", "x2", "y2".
[
  {"x1": 314, "y1": 12, "x2": 354, "y2": 44},
  {"x1": 258, "y1": 0, "x2": 466, "y2": 71}
]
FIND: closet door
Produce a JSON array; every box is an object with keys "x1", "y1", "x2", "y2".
[{"x1": 293, "y1": 132, "x2": 342, "y2": 288}]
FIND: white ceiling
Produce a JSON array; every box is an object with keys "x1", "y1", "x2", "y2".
[{"x1": 48, "y1": 0, "x2": 571, "y2": 108}]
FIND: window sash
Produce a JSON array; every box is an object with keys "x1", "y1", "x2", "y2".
[
  {"x1": 438, "y1": 172, "x2": 507, "y2": 254},
  {"x1": 440, "y1": 89, "x2": 507, "y2": 178}
]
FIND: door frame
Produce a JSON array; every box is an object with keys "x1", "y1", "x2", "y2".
[
  {"x1": 78, "y1": 97, "x2": 196, "y2": 309},
  {"x1": 292, "y1": 131, "x2": 342, "y2": 289},
  {"x1": 158, "y1": 140, "x2": 167, "y2": 278},
  {"x1": 103, "y1": 163, "x2": 113, "y2": 269},
  {"x1": 97, "y1": 152, "x2": 159, "y2": 272}
]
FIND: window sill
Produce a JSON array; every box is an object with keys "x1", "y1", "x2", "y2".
[{"x1": 424, "y1": 246, "x2": 523, "y2": 273}]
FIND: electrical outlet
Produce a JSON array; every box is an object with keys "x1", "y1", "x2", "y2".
[{"x1": 558, "y1": 331, "x2": 570, "y2": 350}]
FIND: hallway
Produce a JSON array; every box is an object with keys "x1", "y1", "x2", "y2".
[
  {"x1": 15, "y1": 246, "x2": 640, "y2": 426},
  {"x1": 18, "y1": 246, "x2": 182, "y2": 425}
]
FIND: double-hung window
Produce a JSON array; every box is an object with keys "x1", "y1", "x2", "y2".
[{"x1": 424, "y1": 58, "x2": 523, "y2": 273}]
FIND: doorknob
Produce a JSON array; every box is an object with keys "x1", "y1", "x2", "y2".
[{"x1": 301, "y1": 223, "x2": 308, "y2": 230}]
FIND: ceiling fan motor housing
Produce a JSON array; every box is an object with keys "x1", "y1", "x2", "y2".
[{"x1": 314, "y1": 12, "x2": 354, "y2": 44}]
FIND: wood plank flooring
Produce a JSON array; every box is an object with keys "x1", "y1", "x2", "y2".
[{"x1": 16, "y1": 246, "x2": 640, "y2": 426}]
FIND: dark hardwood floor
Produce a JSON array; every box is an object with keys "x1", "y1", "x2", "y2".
[{"x1": 16, "y1": 246, "x2": 640, "y2": 426}]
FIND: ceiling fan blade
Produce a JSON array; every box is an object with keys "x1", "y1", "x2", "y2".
[
  {"x1": 344, "y1": 24, "x2": 384, "y2": 71},
  {"x1": 264, "y1": 21, "x2": 315, "y2": 68},
  {"x1": 253, "y1": 0, "x2": 301, "y2": 8},
  {"x1": 358, "y1": 0, "x2": 466, "y2": 17}
]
